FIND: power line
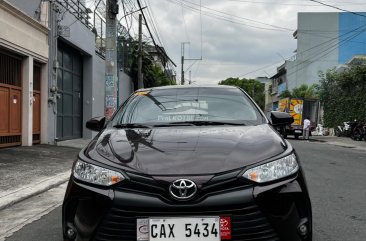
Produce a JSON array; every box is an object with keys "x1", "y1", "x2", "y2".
[
  {"x1": 143, "y1": 0, "x2": 165, "y2": 47},
  {"x1": 136, "y1": 0, "x2": 177, "y2": 66},
  {"x1": 238, "y1": 25, "x2": 362, "y2": 80},
  {"x1": 177, "y1": 0, "x2": 294, "y2": 31},
  {"x1": 166, "y1": 0, "x2": 293, "y2": 32},
  {"x1": 180, "y1": 0, "x2": 190, "y2": 42},
  {"x1": 286, "y1": 24, "x2": 366, "y2": 78},
  {"x1": 296, "y1": 23, "x2": 366, "y2": 56},
  {"x1": 229, "y1": 0, "x2": 366, "y2": 6},
  {"x1": 237, "y1": 61, "x2": 283, "y2": 78},
  {"x1": 237, "y1": 22, "x2": 366, "y2": 78},
  {"x1": 229, "y1": 0, "x2": 321, "y2": 6},
  {"x1": 143, "y1": 0, "x2": 176, "y2": 75},
  {"x1": 120, "y1": 0, "x2": 132, "y2": 36},
  {"x1": 309, "y1": 0, "x2": 366, "y2": 18}
]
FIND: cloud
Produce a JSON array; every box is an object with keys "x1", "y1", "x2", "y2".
[{"x1": 139, "y1": 0, "x2": 366, "y2": 84}]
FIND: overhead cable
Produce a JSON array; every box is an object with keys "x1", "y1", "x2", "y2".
[{"x1": 309, "y1": 0, "x2": 366, "y2": 18}]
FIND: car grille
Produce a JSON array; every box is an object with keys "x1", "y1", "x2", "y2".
[
  {"x1": 115, "y1": 170, "x2": 253, "y2": 203},
  {"x1": 93, "y1": 203, "x2": 280, "y2": 241}
]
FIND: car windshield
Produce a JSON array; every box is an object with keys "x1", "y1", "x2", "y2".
[{"x1": 111, "y1": 87, "x2": 266, "y2": 126}]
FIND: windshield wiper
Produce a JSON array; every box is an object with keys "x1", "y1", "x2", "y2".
[
  {"x1": 166, "y1": 121, "x2": 246, "y2": 126},
  {"x1": 113, "y1": 123, "x2": 152, "y2": 129}
]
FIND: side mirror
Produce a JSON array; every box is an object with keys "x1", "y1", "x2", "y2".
[
  {"x1": 270, "y1": 111, "x2": 294, "y2": 126},
  {"x1": 86, "y1": 116, "x2": 106, "y2": 132}
]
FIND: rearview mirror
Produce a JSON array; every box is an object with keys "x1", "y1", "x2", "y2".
[
  {"x1": 270, "y1": 111, "x2": 294, "y2": 126},
  {"x1": 86, "y1": 116, "x2": 106, "y2": 132}
]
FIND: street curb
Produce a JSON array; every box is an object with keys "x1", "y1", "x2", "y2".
[{"x1": 0, "y1": 171, "x2": 71, "y2": 211}]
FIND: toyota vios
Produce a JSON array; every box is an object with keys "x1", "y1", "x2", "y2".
[{"x1": 62, "y1": 85, "x2": 312, "y2": 241}]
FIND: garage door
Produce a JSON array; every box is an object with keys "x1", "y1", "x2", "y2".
[{"x1": 56, "y1": 43, "x2": 83, "y2": 140}]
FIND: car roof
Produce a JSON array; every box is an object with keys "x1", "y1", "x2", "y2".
[{"x1": 136, "y1": 84, "x2": 239, "y2": 92}]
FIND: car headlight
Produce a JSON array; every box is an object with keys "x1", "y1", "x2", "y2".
[
  {"x1": 73, "y1": 160, "x2": 125, "y2": 186},
  {"x1": 243, "y1": 153, "x2": 298, "y2": 183}
]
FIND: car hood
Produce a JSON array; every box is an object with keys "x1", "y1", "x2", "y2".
[{"x1": 85, "y1": 124, "x2": 287, "y2": 175}]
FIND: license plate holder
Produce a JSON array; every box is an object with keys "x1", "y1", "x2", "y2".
[{"x1": 137, "y1": 217, "x2": 222, "y2": 241}]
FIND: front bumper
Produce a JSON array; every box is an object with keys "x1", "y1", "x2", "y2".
[{"x1": 62, "y1": 171, "x2": 312, "y2": 241}]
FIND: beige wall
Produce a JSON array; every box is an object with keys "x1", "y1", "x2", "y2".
[
  {"x1": 0, "y1": 0, "x2": 48, "y2": 61},
  {"x1": 0, "y1": 0, "x2": 49, "y2": 146}
]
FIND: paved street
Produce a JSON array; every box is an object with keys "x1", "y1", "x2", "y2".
[
  {"x1": 289, "y1": 139, "x2": 366, "y2": 241},
  {"x1": 1, "y1": 138, "x2": 366, "y2": 241}
]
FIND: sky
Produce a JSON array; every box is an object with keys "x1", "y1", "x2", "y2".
[{"x1": 113, "y1": 0, "x2": 366, "y2": 85}]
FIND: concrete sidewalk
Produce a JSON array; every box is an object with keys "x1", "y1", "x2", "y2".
[
  {"x1": 0, "y1": 136, "x2": 365, "y2": 211},
  {"x1": 0, "y1": 139, "x2": 89, "y2": 211},
  {"x1": 306, "y1": 135, "x2": 366, "y2": 151}
]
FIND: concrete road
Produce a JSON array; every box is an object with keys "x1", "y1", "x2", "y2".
[
  {"x1": 289, "y1": 139, "x2": 366, "y2": 241},
  {"x1": 2, "y1": 139, "x2": 366, "y2": 241}
]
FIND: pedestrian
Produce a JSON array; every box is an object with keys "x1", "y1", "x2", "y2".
[{"x1": 303, "y1": 116, "x2": 311, "y2": 140}]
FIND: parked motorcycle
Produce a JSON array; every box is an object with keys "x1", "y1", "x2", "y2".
[
  {"x1": 335, "y1": 121, "x2": 351, "y2": 137},
  {"x1": 350, "y1": 121, "x2": 364, "y2": 141},
  {"x1": 356, "y1": 122, "x2": 366, "y2": 141}
]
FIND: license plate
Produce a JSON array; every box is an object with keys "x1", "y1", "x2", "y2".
[
  {"x1": 294, "y1": 130, "x2": 302, "y2": 133},
  {"x1": 137, "y1": 217, "x2": 221, "y2": 241}
]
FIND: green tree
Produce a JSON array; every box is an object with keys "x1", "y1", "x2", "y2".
[
  {"x1": 125, "y1": 40, "x2": 175, "y2": 89},
  {"x1": 279, "y1": 84, "x2": 318, "y2": 99},
  {"x1": 278, "y1": 89, "x2": 292, "y2": 98},
  {"x1": 219, "y1": 77, "x2": 265, "y2": 109},
  {"x1": 291, "y1": 84, "x2": 318, "y2": 99},
  {"x1": 145, "y1": 65, "x2": 173, "y2": 87},
  {"x1": 318, "y1": 66, "x2": 366, "y2": 127}
]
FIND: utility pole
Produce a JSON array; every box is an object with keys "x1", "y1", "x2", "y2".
[
  {"x1": 181, "y1": 42, "x2": 202, "y2": 85},
  {"x1": 181, "y1": 54, "x2": 184, "y2": 85},
  {"x1": 181, "y1": 42, "x2": 189, "y2": 85},
  {"x1": 104, "y1": 0, "x2": 119, "y2": 119},
  {"x1": 138, "y1": 14, "x2": 143, "y2": 89}
]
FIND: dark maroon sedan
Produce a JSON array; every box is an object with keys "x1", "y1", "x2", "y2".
[{"x1": 63, "y1": 85, "x2": 312, "y2": 241}]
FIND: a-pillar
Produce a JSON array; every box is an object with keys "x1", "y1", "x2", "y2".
[{"x1": 21, "y1": 56, "x2": 34, "y2": 146}]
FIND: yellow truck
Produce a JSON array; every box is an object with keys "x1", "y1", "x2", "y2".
[{"x1": 278, "y1": 98, "x2": 319, "y2": 139}]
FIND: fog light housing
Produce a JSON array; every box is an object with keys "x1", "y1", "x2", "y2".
[
  {"x1": 298, "y1": 224, "x2": 307, "y2": 236},
  {"x1": 66, "y1": 227, "x2": 76, "y2": 239},
  {"x1": 297, "y1": 218, "x2": 309, "y2": 237}
]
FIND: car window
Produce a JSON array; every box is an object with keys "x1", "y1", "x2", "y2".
[{"x1": 111, "y1": 87, "x2": 265, "y2": 126}]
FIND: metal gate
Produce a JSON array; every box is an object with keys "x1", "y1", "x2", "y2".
[
  {"x1": 56, "y1": 43, "x2": 83, "y2": 140},
  {"x1": 0, "y1": 51, "x2": 22, "y2": 147}
]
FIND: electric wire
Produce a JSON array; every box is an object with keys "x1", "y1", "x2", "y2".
[
  {"x1": 229, "y1": 0, "x2": 366, "y2": 6},
  {"x1": 180, "y1": 0, "x2": 190, "y2": 42},
  {"x1": 286, "y1": 24, "x2": 366, "y2": 78},
  {"x1": 143, "y1": 0, "x2": 175, "y2": 77},
  {"x1": 238, "y1": 22, "x2": 366, "y2": 78},
  {"x1": 166, "y1": 0, "x2": 293, "y2": 32},
  {"x1": 143, "y1": 0, "x2": 165, "y2": 47},
  {"x1": 137, "y1": 0, "x2": 176, "y2": 67},
  {"x1": 309, "y1": 0, "x2": 366, "y2": 18},
  {"x1": 120, "y1": 0, "x2": 132, "y2": 37}
]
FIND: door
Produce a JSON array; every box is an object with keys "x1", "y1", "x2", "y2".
[
  {"x1": 56, "y1": 43, "x2": 83, "y2": 140},
  {"x1": 33, "y1": 65, "x2": 41, "y2": 144},
  {"x1": 0, "y1": 51, "x2": 22, "y2": 147}
]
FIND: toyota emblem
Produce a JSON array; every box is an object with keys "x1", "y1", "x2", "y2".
[{"x1": 169, "y1": 179, "x2": 197, "y2": 200}]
